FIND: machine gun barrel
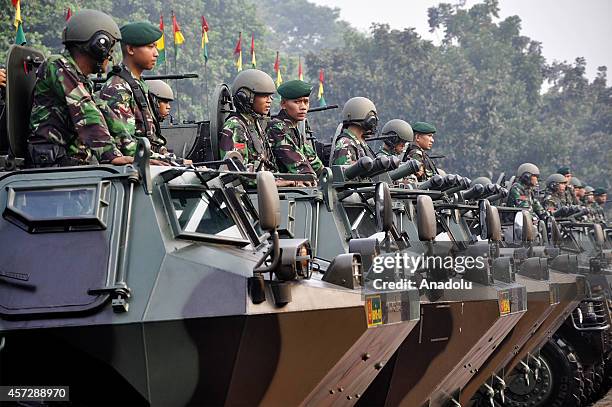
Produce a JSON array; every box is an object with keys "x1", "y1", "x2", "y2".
[
  {"x1": 92, "y1": 73, "x2": 199, "y2": 84},
  {"x1": 418, "y1": 174, "x2": 445, "y2": 190},
  {"x1": 344, "y1": 156, "x2": 374, "y2": 180},
  {"x1": 364, "y1": 156, "x2": 391, "y2": 178},
  {"x1": 461, "y1": 184, "x2": 485, "y2": 201},
  {"x1": 443, "y1": 176, "x2": 472, "y2": 195},
  {"x1": 486, "y1": 188, "x2": 508, "y2": 203},
  {"x1": 307, "y1": 104, "x2": 339, "y2": 113},
  {"x1": 389, "y1": 159, "x2": 420, "y2": 181}
]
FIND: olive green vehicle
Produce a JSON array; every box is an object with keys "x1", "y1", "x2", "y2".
[{"x1": 0, "y1": 45, "x2": 422, "y2": 405}]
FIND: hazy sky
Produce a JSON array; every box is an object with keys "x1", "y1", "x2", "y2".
[{"x1": 310, "y1": 0, "x2": 612, "y2": 80}]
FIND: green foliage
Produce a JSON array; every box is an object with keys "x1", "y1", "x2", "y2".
[{"x1": 0, "y1": 0, "x2": 609, "y2": 193}]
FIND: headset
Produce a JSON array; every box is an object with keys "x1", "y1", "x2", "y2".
[{"x1": 87, "y1": 31, "x2": 116, "y2": 62}]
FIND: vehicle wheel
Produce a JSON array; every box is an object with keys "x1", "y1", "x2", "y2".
[{"x1": 503, "y1": 337, "x2": 584, "y2": 407}]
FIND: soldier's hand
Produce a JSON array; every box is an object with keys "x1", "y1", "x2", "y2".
[
  {"x1": 275, "y1": 179, "x2": 296, "y2": 187},
  {"x1": 110, "y1": 156, "x2": 135, "y2": 165},
  {"x1": 0, "y1": 68, "x2": 6, "y2": 88},
  {"x1": 151, "y1": 159, "x2": 171, "y2": 166}
]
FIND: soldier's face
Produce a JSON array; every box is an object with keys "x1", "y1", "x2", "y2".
[
  {"x1": 394, "y1": 141, "x2": 406, "y2": 154},
  {"x1": 558, "y1": 183, "x2": 567, "y2": 192},
  {"x1": 587, "y1": 194, "x2": 595, "y2": 203},
  {"x1": 281, "y1": 97, "x2": 309, "y2": 122},
  {"x1": 564, "y1": 174, "x2": 572, "y2": 183},
  {"x1": 575, "y1": 188, "x2": 585, "y2": 199},
  {"x1": 159, "y1": 100, "x2": 171, "y2": 119},
  {"x1": 129, "y1": 43, "x2": 158, "y2": 70},
  {"x1": 415, "y1": 133, "x2": 434, "y2": 150},
  {"x1": 530, "y1": 175, "x2": 539, "y2": 186},
  {"x1": 253, "y1": 94, "x2": 273, "y2": 115},
  {"x1": 595, "y1": 194, "x2": 607, "y2": 204}
]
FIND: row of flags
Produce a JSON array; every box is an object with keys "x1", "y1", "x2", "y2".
[{"x1": 8, "y1": 4, "x2": 327, "y2": 107}]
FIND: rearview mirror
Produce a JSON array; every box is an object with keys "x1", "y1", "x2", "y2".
[
  {"x1": 257, "y1": 171, "x2": 280, "y2": 231},
  {"x1": 375, "y1": 182, "x2": 393, "y2": 232},
  {"x1": 416, "y1": 195, "x2": 436, "y2": 241}
]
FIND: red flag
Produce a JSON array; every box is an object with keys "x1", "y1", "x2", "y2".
[
  {"x1": 274, "y1": 51, "x2": 280, "y2": 73},
  {"x1": 201, "y1": 15, "x2": 209, "y2": 32},
  {"x1": 65, "y1": 7, "x2": 72, "y2": 21},
  {"x1": 11, "y1": 0, "x2": 18, "y2": 6},
  {"x1": 234, "y1": 32, "x2": 242, "y2": 71},
  {"x1": 298, "y1": 57, "x2": 303, "y2": 81},
  {"x1": 319, "y1": 69, "x2": 325, "y2": 83},
  {"x1": 250, "y1": 33, "x2": 256, "y2": 68}
]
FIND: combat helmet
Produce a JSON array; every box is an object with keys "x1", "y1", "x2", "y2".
[
  {"x1": 472, "y1": 177, "x2": 493, "y2": 187},
  {"x1": 62, "y1": 10, "x2": 121, "y2": 63},
  {"x1": 546, "y1": 173, "x2": 567, "y2": 190},
  {"x1": 516, "y1": 163, "x2": 540, "y2": 184},
  {"x1": 381, "y1": 119, "x2": 413, "y2": 147},
  {"x1": 231, "y1": 69, "x2": 276, "y2": 113},
  {"x1": 342, "y1": 97, "x2": 378, "y2": 133},
  {"x1": 148, "y1": 80, "x2": 174, "y2": 101},
  {"x1": 585, "y1": 185, "x2": 595, "y2": 195},
  {"x1": 570, "y1": 177, "x2": 584, "y2": 188}
]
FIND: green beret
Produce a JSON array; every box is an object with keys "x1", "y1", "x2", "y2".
[
  {"x1": 594, "y1": 187, "x2": 607, "y2": 196},
  {"x1": 277, "y1": 80, "x2": 313, "y2": 99},
  {"x1": 120, "y1": 22, "x2": 162, "y2": 46},
  {"x1": 557, "y1": 166, "x2": 571, "y2": 175},
  {"x1": 412, "y1": 121, "x2": 436, "y2": 134}
]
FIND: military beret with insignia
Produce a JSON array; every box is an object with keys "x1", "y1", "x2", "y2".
[
  {"x1": 594, "y1": 187, "x2": 607, "y2": 196},
  {"x1": 120, "y1": 22, "x2": 162, "y2": 46},
  {"x1": 412, "y1": 121, "x2": 437, "y2": 134},
  {"x1": 557, "y1": 166, "x2": 571, "y2": 175},
  {"x1": 277, "y1": 80, "x2": 313, "y2": 99}
]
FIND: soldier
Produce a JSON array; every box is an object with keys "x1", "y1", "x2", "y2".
[
  {"x1": 377, "y1": 119, "x2": 413, "y2": 157},
  {"x1": 27, "y1": 10, "x2": 128, "y2": 167},
  {"x1": 266, "y1": 79, "x2": 323, "y2": 183},
  {"x1": 331, "y1": 97, "x2": 378, "y2": 165},
  {"x1": 507, "y1": 163, "x2": 546, "y2": 220},
  {"x1": 403, "y1": 122, "x2": 439, "y2": 182},
  {"x1": 99, "y1": 22, "x2": 167, "y2": 159},
  {"x1": 148, "y1": 80, "x2": 174, "y2": 123},
  {"x1": 593, "y1": 188, "x2": 608, "y2": 221},
  {"x1": 219, "y1": 69, "x2": 277, "y2": 172},
  {"x1": 557, "y1": 166, "x2": 579, "y2": 205},
  {"x1": 542, "y1": 173, "x2": 568, "y2": 213},
  {"x1": 570, "y1": 177, "x2": 585, "y2": 203}
]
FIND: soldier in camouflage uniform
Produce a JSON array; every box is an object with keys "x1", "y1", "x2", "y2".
[
  {"x1": 219, "y1": 69, "x2": 277, "y2": 172},
  {"x1": 557, "y1": 166, "x2": 579, "y2": 205},
  {"x1": 403, "y1": 122, "x2": 439, "y2": 182},
  {"x1": 377, "y1": 119, "x2": 413, "y2": 158},
  {"x1": 266, "y1": 80, "x2": 323, "y2": 184},
  {"x1": 27, "y1": 10, "x2": 128, "y2": 167},
  {"x1": 507, "y1": 162, "x2": 546, "y2": 220},
  {"x1": 593, "y1": 188, "x2": 608, "y2": 221},
  {"x1": 571, "y1": 177, "x2": 586, "y2": 203},
  {"x1": 100, "y1": 22, "x2": 167, "y2": 159},
  {"x1": 331, "y1": 97, "x2": 378, "y2": 166},
  {"x1": 542, "y1": 173, "x2": 568, "y2": 213}
]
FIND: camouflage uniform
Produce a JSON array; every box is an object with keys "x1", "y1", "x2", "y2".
[
  {"x1": 376, "y1": 144, "x2": 395, "y2": 157},
  {"x1": 219, "y1": 113, "x2": 277, "y2": 172},
  {"x1": 266, "y1": 110, "x2": 323, "y2": 175},
  {"x1": 564, "y1": 187, "x2": 579, "y2": 205},
  {"x1": 28, "y1": 51, "x2": 121, "y2": 165},
  {"x1": 507, "y1": 182, "x2": 546, "y2": 219},
  {"x1": 331, "y1": 128, "x2": 374, "y2": 165},
  {"x1": 404, "y1": 144, "x2": 438, "y2": 182},
  {"x1": 99, "y1": 64, "x2": 165, "y2": 156},
  {"x1": 542, "y1": 191, "x2": 566, "y2": 212}
]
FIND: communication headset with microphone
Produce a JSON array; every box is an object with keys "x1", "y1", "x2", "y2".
[{"x1": 87, "y1": 31, "x2": 116, "y2": 62}]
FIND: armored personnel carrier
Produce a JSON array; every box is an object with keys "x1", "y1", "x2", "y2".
[{"x1": 0, "y1": 45, "x2": 421, "y2": 405}]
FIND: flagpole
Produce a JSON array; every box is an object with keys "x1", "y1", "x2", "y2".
[
  {"x1": 172, "y1": 10, "x2": 181, "y2": 124},
  {"x1": 204, "y1": 60, "x2": 209, "y2": 120}
]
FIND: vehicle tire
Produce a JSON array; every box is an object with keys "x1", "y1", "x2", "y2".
[{"x1": 503, "y1": 336, "x2": 584, "y2": 406}]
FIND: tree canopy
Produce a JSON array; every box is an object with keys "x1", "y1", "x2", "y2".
[{"x1": 1, "y1": 0, "x2": 610, "y2": 193}]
